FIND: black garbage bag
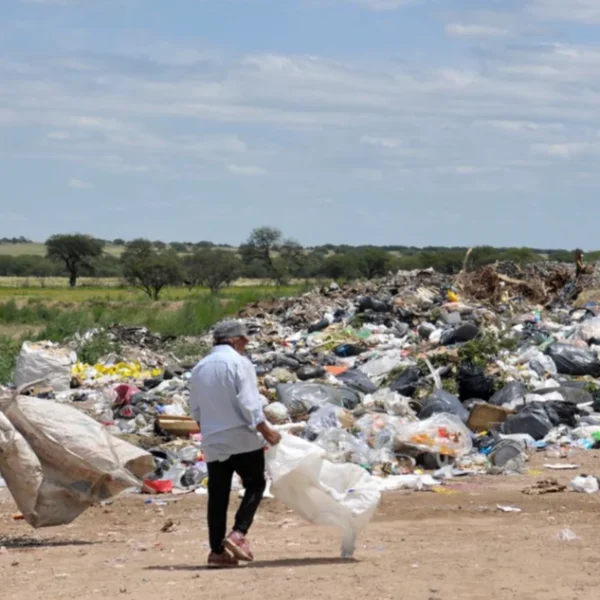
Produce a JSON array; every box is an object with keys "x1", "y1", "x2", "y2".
[
  {"x1": 538, "y1": 386, "x2": 593, "y2": 406},
  {"x1": 440, "y1": 323, "x2": 479, "y2": 346},
  {"x1": 308, "y1": 319, "x2": 330, "y2": 333},
  {"x1": 357, "y1": 296, "x2": 392, "y2": 313},
  {"x1": 544, "y1": 401, "x2": 581, "y2": 428},
  {"x1": 339, "y1": 387, "x2": 362, "y2": 410},
  {"x1": 336, "y1": 369, "x2": 377, "y2": 394},
  {"x1": 395, "y1": 307, "x2": 415, "y2": 323},
  {"x1": 273, "y1": 354, "x2": 301, "y2": 370},
  {"x1": 457, "y1": 363, "x2": 495, "y2": 401},
  {"x1": 419, "y1": 389, "x2": 469, "y2": 423},
  {"x1": 390, "y1": 367, "x2": 422, "y2": 397},
  {"x1": 296, "y1": 365, "x2": 327, "y2": 381},
  {"x1": 489, "y1": 381, "x2": 527, "y2": 407},
  {"x1": 545, "y1": 343, "x2": 600, "y2": 377},
  {"x1": 394, "y1": 322, "x2": 410, "y2": 337},
  {"x1": 502, "y1": 403, "x2": 553, "y2": 440}
]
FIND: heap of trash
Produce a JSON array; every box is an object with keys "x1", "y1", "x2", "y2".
[{"x1": 3, "y1": 260, "x2": 600, "y2": 501}]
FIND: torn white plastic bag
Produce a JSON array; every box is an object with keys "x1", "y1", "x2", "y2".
[
  {"x1": 265, "y1": 433, "x2": 381, "y2": 558},
  {"x1": 0, "y1": 395, "x2": 154, "y2": 528}
]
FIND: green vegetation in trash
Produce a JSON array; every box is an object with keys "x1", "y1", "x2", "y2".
[
  {"x1": 458, "y1": 333, "x2": 514, "y2": 367},
  {"x1": 170, "y1": 338, "x2": 211, "y2": 363},
  {"x1": 77, "y1": 332, "x2": 122, "y2": 366},
  {"x1": 441, "y1": 375, "x2": 459, "y2": 396},
  {"x1": 0, "y1": 336, "x2": 22, "y2": 387}
]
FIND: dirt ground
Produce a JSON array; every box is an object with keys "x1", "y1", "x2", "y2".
[{"x1": 1, "y1": 450, "x2": 600, "y2": 600}]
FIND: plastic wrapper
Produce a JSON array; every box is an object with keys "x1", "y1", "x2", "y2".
[
  {"x1": 394, "y1": 414, "x2": 473, "y2": 457},
  {"x1": 315, "y1": 428, "x2": 372, "y2": 466},
  {"x1": 489, "y1": 382, "x2": 527, "y2": 407},
  {"x1": 266, "y1": 433, "x2": 381, "y2": 558},
  {"x1": 389, "y1": 367, "x2": 422, "y2": 397},
  {"x1": 276, "y1": 383, "x2": 360, "y2": 417},
  {"x1": 545, "y1": 343, "x2": 600, "y2": 377},
  {"x1": 419, "y1": 389, "x2": 469, "y2": 423},
  {"x1": 357, "y1": 353, "x2": 405, "y2": 382},
  {"x1": 336, "y1": 369, "x2": 377, "y2": 394},
  {"x1": 264, "y1": 401, "x2": 291, "y2": 425},
  {"x1": 354, "y1": 412, "x2": 404, "y2": 450},
  {"x1": 305, "y1": 405, "x2": 355, "y2": 440}
]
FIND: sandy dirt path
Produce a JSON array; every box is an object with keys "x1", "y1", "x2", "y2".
[{"x1": 1, "y1": 450, "x2": 600, "y2": 600}]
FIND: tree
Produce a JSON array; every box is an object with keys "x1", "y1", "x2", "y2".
[
  {"x1": 355, "y1": 248, "x2": 393, "y2": 279},
  {"x1": 121, "y1": 239, "x2": 184, "y2": 300},
  {"x1": 45, "y1": 234, "x2": 104, "y2": 287},
  {"x1": 320, "y1": 254, "x2": 359, "y2": 280},
  {"x1": 239, "y1": 226, "x2": 305, "y2": 286},
  {"x1": 184, "y1": 249, "x2": 241, "y2": 294}
]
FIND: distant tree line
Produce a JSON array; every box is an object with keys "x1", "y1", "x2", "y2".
[{"x1": 0, "y1": 228, "x2": 597, "y2": 299}]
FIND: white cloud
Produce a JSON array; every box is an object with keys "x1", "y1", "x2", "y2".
[
  {"x1": 46, "y1": 131, "x2": 73, "y2": 140},
  {"x1": 352, "y1": 0, "x2": 418, "y2": 9},
  {"x1": 529, "y1": 0, "x2": 600, "y2": 24},
  {"x1": 68, "y1": 178, "x2": 93, "y2": 189},
  {"x1": 227, "y1": 164, "x2": 267, "y2": 176},
  {"x1": 445, "y1": 23, "x2": 510, "y2": 38},
  {"x1": 360, "y1": 135, "x2": 402, "y2": 149},
  {"x1": 21, "y1": 0, "x2": 78, "y2": 4},
  {"x1": 531, "y1": 143, "x2": 592, "y2": 159}
]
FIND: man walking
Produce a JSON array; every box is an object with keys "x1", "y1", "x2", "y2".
[{"x1": 189, "y1": 319, "x2": 281, "y2": 568}]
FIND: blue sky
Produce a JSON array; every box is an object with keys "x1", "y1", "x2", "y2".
[{"x1": 1, "y1": 0, "x2": 600, "y2": 248}]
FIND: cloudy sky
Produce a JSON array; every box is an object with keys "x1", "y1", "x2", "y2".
[{"x1": 1, "y1": 0, "x2": 600, "y2": 248}]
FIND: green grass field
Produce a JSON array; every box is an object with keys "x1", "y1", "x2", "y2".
[
  {"x1": 0, "y1": 243, "x2": 125, "y2": 257},
  {"x1": 0, "y1": 282, "x2": 305, "y2": 384}
]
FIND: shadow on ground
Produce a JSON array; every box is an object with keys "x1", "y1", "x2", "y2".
[
  {"x1": 146, "y1": 557, "x2": 357, "y2": 571},
  {"x1": 0, "y1": 535, "x2": 96, "y2": 549}
]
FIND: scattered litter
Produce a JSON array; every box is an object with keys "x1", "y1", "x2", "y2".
[
  {"x1": 496, "y1": 505, "x2": 522, "y2": 513},
  {"x1": 569, "y1": 475, "x2": 599, "y2": 494},
  {"x1": 3, "y1": 259, "x2": 600, "y2": 543},
  {"x1": 558, "y1": 528, "x2": 578, "y2": 542},
  {"x1": 522, "y1": 479, "x2": 567, "y2": 495}
]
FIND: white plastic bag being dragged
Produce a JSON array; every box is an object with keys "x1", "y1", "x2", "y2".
[
  {"x1": 0, "y1": 395, "x2": 154, "y2": 528},
  {"x1": 265, "y1": 433, "x2": 380, "y2": 558},
  {"x1": 14, "y1": 341, "x2": 76, "y2": 393}
]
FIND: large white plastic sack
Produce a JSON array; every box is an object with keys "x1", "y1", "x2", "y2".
[
  {"x1": 14, "y1": 341, "x2": 76, "y2": 392},
  {"x1": 0, "y1": 395, "x2": 154, "y2": 528},
  {"x1": 265, "y1": 433, "x2": 381, "y2": 558}
]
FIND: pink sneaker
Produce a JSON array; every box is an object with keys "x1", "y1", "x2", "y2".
[
  {"x1": 223, "y1": 531, "x2": 254, "y2": 562},
  {"x1": 207, "y1": 551, "x2": 239, "y2": 569}
]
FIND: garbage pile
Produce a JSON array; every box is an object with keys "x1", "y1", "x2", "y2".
[{"x1": 3, "y1": 262, "x2": 600, "y2": 499}]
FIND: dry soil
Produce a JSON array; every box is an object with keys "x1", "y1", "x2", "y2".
[{"x1": 1, "y1": 450, "x2": 600, "y2": 600}]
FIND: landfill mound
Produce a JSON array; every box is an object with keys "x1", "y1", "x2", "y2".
[{"x1": 2, "y1": 262, "x2": 600, "y2": 500}]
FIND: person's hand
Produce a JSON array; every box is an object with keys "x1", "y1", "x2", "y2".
[{"x1": 258, "y1": 424, "x2": 281, "y2": 446}]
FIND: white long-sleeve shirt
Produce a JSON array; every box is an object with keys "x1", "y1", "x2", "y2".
[{"x1": 189, "y1": 344, "x2": 266, "y2": 463}]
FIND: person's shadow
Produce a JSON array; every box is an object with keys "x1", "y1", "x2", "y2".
[{"x1": 146, "y1": 557, "x2": 357, "y2": 571}]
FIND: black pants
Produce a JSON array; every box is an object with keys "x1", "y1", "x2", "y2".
[{"x1": 206, "y1": 448, "x2": 266, "y2": 554}]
